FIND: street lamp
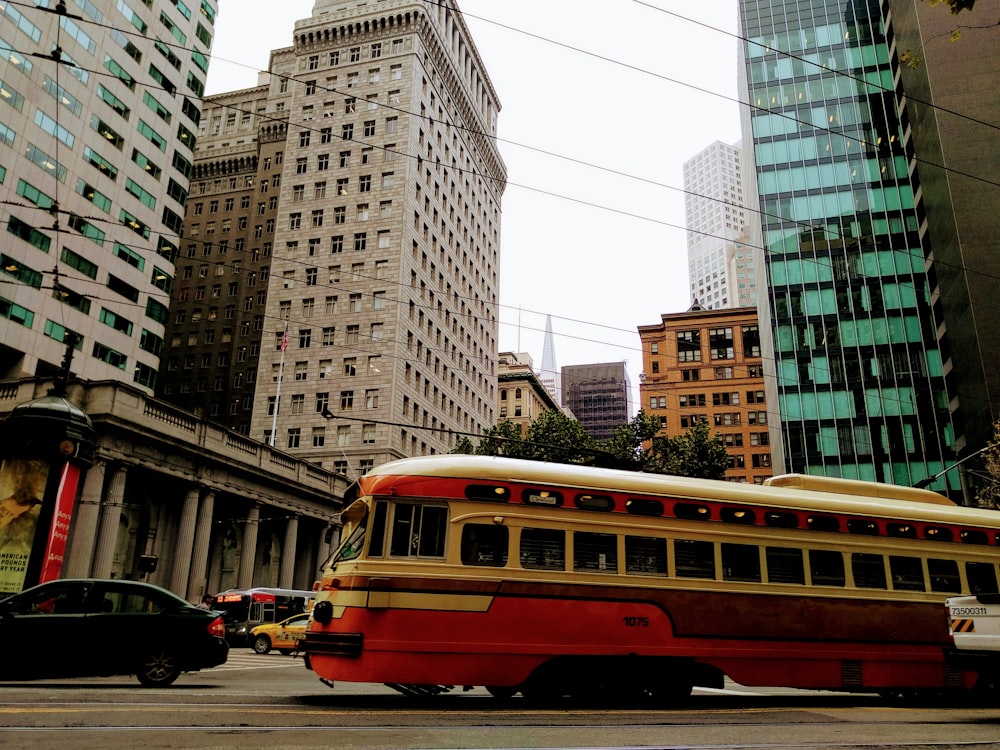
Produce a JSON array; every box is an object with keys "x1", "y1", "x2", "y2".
[{"x1": 913, "y1": 445, "x2": 991, "y2": 489}]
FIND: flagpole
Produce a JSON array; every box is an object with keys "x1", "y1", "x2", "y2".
[{"x1": 270, "y1": 321, "x2": 288, "y2": 447}]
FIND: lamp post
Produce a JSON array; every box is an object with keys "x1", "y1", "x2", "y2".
[{"x1": 913, "y1": 445, "x2": 991, "y2": 504}]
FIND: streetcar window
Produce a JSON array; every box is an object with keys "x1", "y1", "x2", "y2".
[
  {"x1": 847, "y1": 519, "x2": 879, "y2": 536},
  {"x1": 722, "y1": 543, "x2": 761, "y2": 583},
  {"x1": 966, "y1": 562, "x2": 999, "y2": 594},
  {"x1": 574, "y1": 494, "x2": 615, "y2": 512},
  {"x1": 851, "y1": 553, "x2": 887, "y2": 589},
  {"x1": 625, "y1": 536, "x2": 667, "y2": 576},
  {"x1": 520, "y1": 528, "x2": 565, "y2": 570},
  {"x1": 674, "y1": 503, "x2": 711, "y2": 521},
  {"x1": 928, "y1": 558, "x2": 962, "y2": 593},
  {"x1": 367, "y1": 500, "x2": 388, "y2": 557},
  {"x1": 460, "y1": 524, "x2": 509, "y2": 567},
  {"x1": 389, "y1": 503, "x2": 447, "y2": 558},
  {"x1": 809, "y1": 549, "x2": 846, "y2": 587},
  {"x1": 925, "y1": 526, "x2": 953, "y2": 542},
  {"x1": 764, "y1": 511, "x2": 798, "y2": 529},
  {"x1": 625, "y1": 498, "x2": 664, "y2": 516},
  {"x1": 574, "y1": 531, "x2": 618, "y2": 573},
  {"x1": 465, "y1": 485, "x2": 511, "y2": 502},
  {"x1": 674, "y1": 539, "x2": 715, "y2": 579},
  {"x1": 960, "y1": 529, "x2": 988, "y2": 545},
  {"x1": 721, "y1": 508, "x2": 755, "y2": 525},
  {"x1": 807, "y1": 515, "x2": 840, "y2": 532},
  {"x1": 522, "y1": 489, "x2": 563, "y2": 507},
  {"x1": 887, "y1": 523, "x2": 917, "y2": 538},
  {"x1": 889, "y1": 556, "x2": 925, "y2": 591},
  {"x1": 766, "y1": 546, "x2": 805, "y2": 584}
]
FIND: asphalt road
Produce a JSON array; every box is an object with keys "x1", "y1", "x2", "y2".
[{"x1": 1, "y1": 651, "x2": 998, "y2": 750}]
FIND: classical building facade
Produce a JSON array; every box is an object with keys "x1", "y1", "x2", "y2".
[
  {"x1": 0, "y1": 0, "x2": 215, "y2": 392},
  {"x1": 561, "y1": 362, "x2": 632, "y2": 442},
  {"x1": 1, "y1": 379, "x2": 345, "y2": 601},
  {"x1": 184, "y1": 1, "x2": 507, "y2": 480},
  {"x1": 497, "y1": 352, "x2": 561, "y2": 436},
  {"x1": 739, "y1": 0, "x2": 957, "y2": 489},
  {"x1": 639, "y1": 306, "x2": 772, "y2": 483}
]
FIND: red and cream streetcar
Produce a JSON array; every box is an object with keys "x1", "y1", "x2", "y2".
[{"x1": 301, "y1": 455, "x2": 1000, "y2": 701}]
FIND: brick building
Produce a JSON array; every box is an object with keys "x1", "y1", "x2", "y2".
[{"x1": 639, "y1": 305, "x2": 772, "y2": 483}]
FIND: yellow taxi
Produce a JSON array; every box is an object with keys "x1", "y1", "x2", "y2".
[{"x1": 249, "y1": 613, "x2": 310, "y2": 654}]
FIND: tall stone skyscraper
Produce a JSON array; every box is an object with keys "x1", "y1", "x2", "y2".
[
  {"x1": 739, "y1": 0, "x2": 957, "y2": 489},
  {"x1": 0, "y1": 0, "x2": 216, "y2": 391},
  {"x1": 243, "y1": 1, "x2": 506, "y2": 476}
]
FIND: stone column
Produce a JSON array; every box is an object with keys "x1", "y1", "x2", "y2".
[
  {"x1": 279, "y1": 514, "x2": 299, "y2": 589},
  {"x1": 237, "y1": 503, "x2": 260, "y2": 589},
  {"x1": 187, "y1": 490, "x2": 215, "y2": 601},
  {"x1": 91, "y1": 465, "x2": 127, "y2": 579},
  {"x1": 170, "y1": 487, "x2": 200, "y2": 596},
  {"x1": 64, "y1": 459, "x2": 106, "y2": 578}
]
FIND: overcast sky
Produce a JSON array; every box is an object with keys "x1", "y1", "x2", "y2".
[{"x1": 205, "y1": 0, "x2": 744, "y2": 405}]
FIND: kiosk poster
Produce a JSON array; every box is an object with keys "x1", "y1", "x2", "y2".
[{"x1": 0, "y1": 458, "x2": 49, "y2": 594}]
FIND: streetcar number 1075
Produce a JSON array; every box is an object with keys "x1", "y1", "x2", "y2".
[{"x1": 623, "y1": 616, "x2": 649, "y2": 627}]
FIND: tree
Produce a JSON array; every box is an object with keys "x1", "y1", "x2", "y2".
[
  {"x1": 454, "y1": 408, "x2": 729, "y2": 481},
  {"x1": 450, "y1": 419, "x2": 523, "y2": 457},
  {"x1": 976, "y1": 419, "x2": 1000, "y2": 509},
  {"x1": 932, "y1": 0, "x2": 978, "y2": 13},
  {"x1": 603, "y1": 410, "x2": 662, "y2": 471},
  {"x1": 521, "y1": 409, "x2": 598, "y2": 464},
  {"x1": 645, "y1": 419, "x2": 730, "y2": 481},
  {"x1": 899, "y1": 0, "x2": 991, "y2": 67}
]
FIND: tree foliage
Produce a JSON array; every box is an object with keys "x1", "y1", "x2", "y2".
[
  {"x1": 900, "y1": 0, "x2": 988, "y2": 67},
  {"x1": 976, "y1": 419, "x2": 1000, "y2": 509},
  {"x1": 454, "y1": 409, "x2": 730, "y2": 481},
  {"x1": 931, "y1": 0, "x2": 977, "y2": 13}
]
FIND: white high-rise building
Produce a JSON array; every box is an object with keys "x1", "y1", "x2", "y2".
[
  {"x1": 0, "y1": 0, "x2": 216, "y2": 392},
  {"x1": 683, "y1": 140, "x2": 758, "y2": 310},
  {"x1": 539, "y1": 314, "x2": 559, "y2": 405}
]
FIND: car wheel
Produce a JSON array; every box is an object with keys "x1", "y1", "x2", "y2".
[
  {"x1": 251, "y1": 634, "x2": 272, "y2": 654},
  {"x1": 136, "y1": 648, "x2": 181, "y2": 687}
]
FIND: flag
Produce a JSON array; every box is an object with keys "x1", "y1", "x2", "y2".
[{"x1": 280, "y1": 323, "x2": 288, "y2": 352}]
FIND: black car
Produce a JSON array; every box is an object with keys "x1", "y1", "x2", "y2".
[{"x1": 0, "y1": 579, "x2": 229, "y2": 686}]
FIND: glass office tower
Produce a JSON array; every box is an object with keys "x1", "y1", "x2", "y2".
[{"x1": 739, "y1": 0, "x2": 956, "y2": 488}]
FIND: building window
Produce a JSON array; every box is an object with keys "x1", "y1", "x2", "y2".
[
  {"x1": 709, "y1": 327, "x2": 734, "y2": 360},
  {"x1": 677, "y1": 330, "x2": 701, "y2": 362}
]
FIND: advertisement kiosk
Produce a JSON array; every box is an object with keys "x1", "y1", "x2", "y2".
[{"x1": 0, "y1": 394, "x2": 94, "y2": 594}]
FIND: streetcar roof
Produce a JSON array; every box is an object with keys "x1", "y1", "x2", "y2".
[{"x1": 358, "y1": 454, "x2": 1000, "y2": 528}]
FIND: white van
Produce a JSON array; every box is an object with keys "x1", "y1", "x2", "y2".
[{"x1": 946, "y1": 594, "x2": 1000, "y2": 689}]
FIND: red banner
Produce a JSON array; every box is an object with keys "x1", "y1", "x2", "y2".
[{"x1": 39, "y1": 462, "x2": 81, "y2": 583}]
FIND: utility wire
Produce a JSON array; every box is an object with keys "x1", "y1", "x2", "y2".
[{"x1": 1, "y1": 1, "x2": 989, "y2": 433}]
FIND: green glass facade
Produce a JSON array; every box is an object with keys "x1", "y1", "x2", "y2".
[{"x1": 740, "y1": 0, "x2": 956, "y2": 487}]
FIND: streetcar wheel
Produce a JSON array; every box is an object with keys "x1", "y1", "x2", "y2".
[
  {"x1": 251, "y1": 634, "x2": 272, "y2": 654},
  {"x1": 485, "y1": 686, "x2": 517, "y2": 699}
]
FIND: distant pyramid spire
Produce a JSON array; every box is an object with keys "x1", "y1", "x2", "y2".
[{"x1": 540, "y1": 315, "x2": 560, "y2": 405}]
